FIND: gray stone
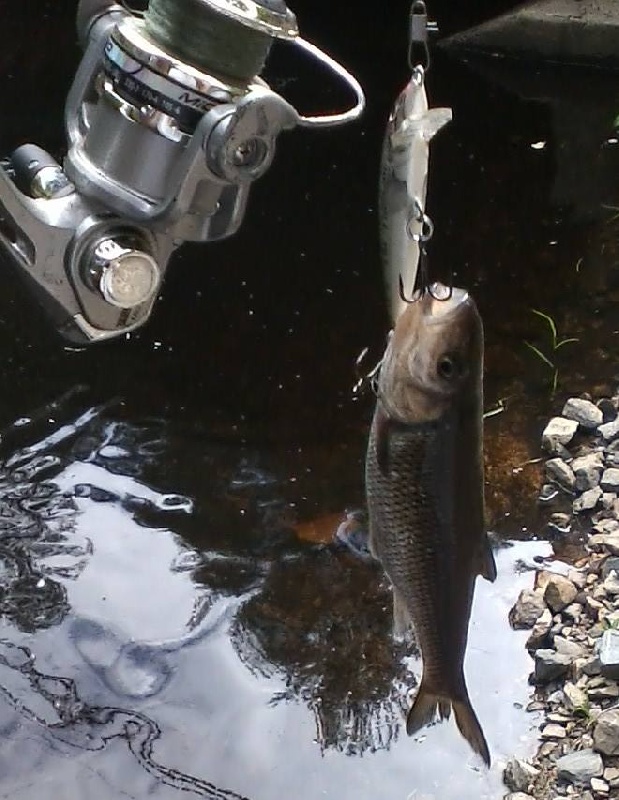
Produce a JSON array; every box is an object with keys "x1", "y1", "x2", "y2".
[
  {"x1": 562, "y1": 602, "x2": 583, "y2": 622},
  {"x1": 601, "y1": 557, "x2": 619, "y2": 580},
  {"x1": 603, "y1": 570, "x2": 619, "y2": 596},
  {"x1": 601, "y1": 492, "x2": 619, "y2": 511},
  {"x1": 554, "y1": 635, "x2": 585, "y2": 659},
  {"x1": 567, "y1": 569, "x2": 587, "y2": 589},
  {"x1": 593, "y1": 708, "x2": 619, "y2": 756},
  {"x1": 572, "y1": 453, "x2": 604, "y2": 492},
  {"x1": 541, "y1": 722, "x2": 566, "y2": 739},
  {"x1": 590, "y1": 777, "x2": 610, "y2": 793},
  {"x1": 503, "y1": 758, "x2": 539, "y2": 793},
  {"x1": 509, "y1": 589, "x2": 546, "y2": 629},
  {"x1": 601, "y1": 468, "x2": 619, "y2": 493},
  {"x1": 544, "y1": 574, "x2": 578, "y2": 612},
  {"x1": 555, "y1": 749, "x2": 603, "y2": 783},
  {"x1": 604, "y1": 766, "x2": 619, "y2": 787},
  {"x1": 599, "y1": 628, "x2": 619, "y2": 680},
  {"x1": 503, "y1": 794, "x2": 535, "y2": 800},
  {"x1": 542, "y1": 417, "x2": 579, "y2": 451},
  {"x1": 574, "y1": 486, "x2": 603, "y2": 513},
  {"x1": 563, "y1": 398, "x2": 604, "y2": 430},
  {"x1": 526, "y1": 607, "x2": 552, "y2": 652},
  {"x1": 589, "y1": 533, "x2": 619, "y2": 555},
  {"x1": 534, "y1": 649, "x2": 572, "y2": 683},
  {"x1": 563, "y1": 681, "x2": 589, "y2": 713},
  {"x1": 545, "y1": 458, "x2": 576, "y2": 492},
  {"x1": 599, "y1": 417, "x2": 619, "y2": 442}
]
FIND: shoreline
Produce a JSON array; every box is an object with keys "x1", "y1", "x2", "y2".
[{"x1": 504, "y1": 393, "x2": 619, "y2": 798}]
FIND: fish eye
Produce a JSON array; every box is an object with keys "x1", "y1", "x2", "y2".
[{"x1": 437, "y1": 354, "x2": 461, "y2": 381}]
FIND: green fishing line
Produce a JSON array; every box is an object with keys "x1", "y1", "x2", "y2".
[{"x1": 145, "y1": 0, "x2": 273, "y2": 81}]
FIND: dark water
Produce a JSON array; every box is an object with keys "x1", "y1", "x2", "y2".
[{"x1": 0, "y1": 1, "x2": 618, "y2": 798}]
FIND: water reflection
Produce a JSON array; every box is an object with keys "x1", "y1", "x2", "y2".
[
  {"x1": 0, "y1": 396, "x2": 545, "y2": 800},
  {"x1": 232, "y1": 549, "x2": 417, "y2": 756}
]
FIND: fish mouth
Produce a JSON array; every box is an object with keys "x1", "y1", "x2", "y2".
[{"x1": 423, "y1": 284, "x2": 471, "y2": 321}]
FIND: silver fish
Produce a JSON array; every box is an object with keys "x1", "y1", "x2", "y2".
[
  {"x1": 365, "y1": 284, "x2": 496, "y2": 766},
  {"x1": 379, "y1": 69, "x2": 452, "y2": 324}
]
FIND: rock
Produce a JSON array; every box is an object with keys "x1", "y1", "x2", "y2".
[
  {"x1": 542, "y1": 416, "x2": 579, "y2": 450},
  {"x1": 542, "y1": 417, "x2": 578, "y2": 453},
  {"x1": 599, "y1": 629, "x2": 619, "y2": 680},
  {"x1": 526, "y1": 608, "x2": 552, "y2": 651},
  {"x1": 590, "y1": 778, "x2": 610, "y2": 794},
  {"x1": 603, "y1": 570, "x2": 619, "y2": 596},
  {"x1": 589, "y1": 533, "x2": 619, "y2": 555},
  {"x1": 598, "y1": 398, "x2": 618, "y2": 424},
  {"x1": 601, "y1": 492, "x2": 619, "y2": 511},
  {"x1": 563, "y1": 398, "x2": 604, "y2": 429},
  {"x1": 544, "y1": 575, "x2": 578, "y2": 612},
  {"x1": 593, "y1": 708, "x2": 619, "y2": 756},
  {"x1": 503, "y1": 794, "x2": 535, "y2": 800},
  {"x1": 576, "y1": 655, "x2": 602, "y2": 677},
  {"x1": 599, "y1": 417, "x2": 619, "y2": 442},
  {"x1": 554, "y1": 635, "x2": 585, "y2": 659},
  {"x1": 604, "y1": 766, "x2": 619, "y2": 787},
  {"x1": 574, "y1": 486, "x2": 603, "y2": 513},
  {"x1": 563, "y1": 682, "x2": 589, "y2": 714},
  {"x1": 601, "y1": 468, "x2": 619, "y2": 493},
  {"x1": 572, "y1": 453, "x2": 604, "y2": 491},
  {"x1": 562, "y1": 602, "x2": 583, "y2": 623},
  {"x1": 601, "y1": 557, "x2": 619, "y2": 580},
  {"x1": 593, "y1": 519, "x2": 619, "y2": 536},
  {"x1": 503, "y1": 758, "x2": 539, "y2": 793},
  {"x1": 555, "y1": 749, "x2": 603, "y2": 783},
  {"x1": 545, "y1": 458, "x2": 576, "y2": 492},
  {"x1": 534, "y1": 649, "x2": 572, "y2": 683},
  {"x1": 567, "y1": 569, "x2": 587, "y2": 589},
  {"x1": 541, "y1": 723, "x2": 566, "y2": 739},
  {"x1": 509, "y1": 589, "x2": 546, "y2": 629}
]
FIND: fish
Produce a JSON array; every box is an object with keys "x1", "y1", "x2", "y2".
[
  {"x1": 379, "y1": 69, "x2": 452, "y2": 324},
  {"x1": 364, "y1": 283, "x2": 496, "y2": 766}
]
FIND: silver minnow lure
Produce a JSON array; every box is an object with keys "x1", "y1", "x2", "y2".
[{"x1": 379, "y1": 67, "x2": 452, "y2": 324}]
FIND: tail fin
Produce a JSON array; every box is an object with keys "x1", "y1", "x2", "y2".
[
  {"x1": 453, "y1": 698, "x2": 491, "y2": 767},
  {"x1": 406, "y1": 680, "x2": 491, "y2": 767}
]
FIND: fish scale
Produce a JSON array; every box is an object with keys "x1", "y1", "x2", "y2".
[{"x1": 366, "y1": 417, "x2": 459, "y2": 684}]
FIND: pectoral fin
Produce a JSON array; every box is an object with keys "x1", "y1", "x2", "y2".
[{"x1": 479, "y1": 534, "x2": 497, "y2": 583}]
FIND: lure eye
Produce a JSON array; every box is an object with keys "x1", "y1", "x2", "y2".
[{"x1": 437, "y1": 354, "x2": 461, "y2": 381}]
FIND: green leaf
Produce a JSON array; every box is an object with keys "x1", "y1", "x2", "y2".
[
  {"x1": 531, "y1": 309, "x2": 557, "y2": 346},
  {"x1": 524, "y1": 341, "x2": 555, "y2": 371},
  {"x1": 555, "y1": 337, "x2": 579, "y2": 350}
]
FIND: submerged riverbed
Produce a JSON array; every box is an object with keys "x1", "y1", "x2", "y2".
[{"x1": 0, "y1": 1, "x2": 618, "y2": 798}]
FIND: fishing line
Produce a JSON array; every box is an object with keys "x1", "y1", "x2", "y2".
[{"x1": 144, "y1": 0, "x2": 275, "y2": 80}]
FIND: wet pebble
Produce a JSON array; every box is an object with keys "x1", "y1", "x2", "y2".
[{"x1": 563, "y1": 398, "x2": 604, "y2": 430}]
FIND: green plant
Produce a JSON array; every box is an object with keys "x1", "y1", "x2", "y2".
[{"x1": 524, "y1": 309, "x2": 578, "y2": 396}]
